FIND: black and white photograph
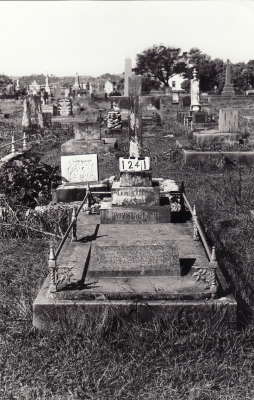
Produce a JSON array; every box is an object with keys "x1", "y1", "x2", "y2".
[{"x1": 0, "y1": 1, "x2": 254, "y2": 399}]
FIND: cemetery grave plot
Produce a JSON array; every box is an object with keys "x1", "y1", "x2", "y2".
[{"x1": 33, "y1": 78, "x2": 236, "y2": 330}]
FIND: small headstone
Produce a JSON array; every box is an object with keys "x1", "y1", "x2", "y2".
[
  {"x1": 61, "y1": 154, "x2": 98, "y2": 183},
  {"x1": 172, "y1": 92, "x2": 180, "y2": 104}
]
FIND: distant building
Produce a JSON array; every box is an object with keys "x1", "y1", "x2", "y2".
[{"x1": 168, "y1": 74, "x2": 186, "y2": 91}]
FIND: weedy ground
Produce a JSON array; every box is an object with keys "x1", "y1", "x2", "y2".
[{"x1": 1, "y1": 97, "x2": 254, "y2": 399}]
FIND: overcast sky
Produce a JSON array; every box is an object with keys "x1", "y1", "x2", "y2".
[{"x1": 1, "y1": 1, "x2": 254, "y2": 77}]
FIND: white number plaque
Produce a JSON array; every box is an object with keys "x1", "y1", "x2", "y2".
[{"x1": 119, "y1": 157, "x2": 150, "y2": 172}]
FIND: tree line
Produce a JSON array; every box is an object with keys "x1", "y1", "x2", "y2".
[{"x1": 134, "y1": 45, "x2": 254, "y2": 94}]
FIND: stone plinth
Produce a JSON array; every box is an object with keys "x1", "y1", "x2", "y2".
[
  {"x1": 221, "y1": 84, "x2": 235, "y2": 97},
  {"x1": 87, "y1": 240, "x2": 180, "y2": 278},
  {"x1": 101, "y1": 205, "x2": 171, "y2": 224},
  {"x1": 119, "y1": 171, "x2": 152, "y2": 187},
  {"x1": 61, "y1": 138, "x2": 107, "y2": 155},
  {"x1": 111, "y1": 182, "x2": 160, "y2": 206},
  {"x1": 74, "y1": 122, "x2": 100, "y2": 140},
  {"x1": 61, "y1": 154, "x2": 98, "y2": 183},
  {"x1": 193, "y1": 131, "x2": 238, "y2": 147},
  {"x1": 56, "y1": 181, "x2": 109, "y2": 203}
]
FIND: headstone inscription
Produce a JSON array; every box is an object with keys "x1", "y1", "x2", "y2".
[
  {"x1": 61, "y1": 154, "x2": 98, "y2": 183},
  {"x1": 57, "y1": 98, "x2": 72, "y2": 116}
]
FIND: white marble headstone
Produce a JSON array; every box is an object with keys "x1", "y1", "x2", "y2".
[{"x1": 61, "y1": 154, "x2": 98, "y2": 183}]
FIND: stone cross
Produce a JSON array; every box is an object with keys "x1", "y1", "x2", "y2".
[{"x1": 128, "y1": 76, "x2": 142, "y2": 157}]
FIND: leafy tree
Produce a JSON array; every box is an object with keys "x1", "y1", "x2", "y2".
[
  {"x1": 0, "y1": 75, "x2": 13, "y2": 94},
  {"x1": 184, "y1": 48, "x2": 225, "y2": 92},
  {"x1": 1, "y1": 154, "x2": 61, "y2": 208},
  {"x1": 134, "y1": 45, "x2": 187, "y2": 87},
  {"x1": 141, "y1": 75, "x2": 161, "y2": 93}
]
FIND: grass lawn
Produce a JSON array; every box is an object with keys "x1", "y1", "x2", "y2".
[{"x1": 1, "y1": 99, "x2": 254, "y2": 399}]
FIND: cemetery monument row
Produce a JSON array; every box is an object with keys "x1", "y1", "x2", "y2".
[{"x1": 33, "y1": 74, "x2": 237, "y2": 330}]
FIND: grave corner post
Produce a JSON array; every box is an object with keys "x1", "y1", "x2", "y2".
[
  {"x1": 48, "y1": 245, "x2": 57, "y2": 294},
  {"x1": 209, "y1": 246, "x2": 218, "y2": 299}
]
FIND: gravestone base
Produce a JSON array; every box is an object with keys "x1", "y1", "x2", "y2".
[
  {"x1": 33, "y1": 277, "x2": 237, "y2": 331},
  {"x1": 56, "y1": 181, "x2": 110, "y2": 203},
  {"x1": 111, "y1": 182, "x2": 160, "y2": 206},
  {"x1": 221, "y1": 84, "x2": 235, "y2": 97}
]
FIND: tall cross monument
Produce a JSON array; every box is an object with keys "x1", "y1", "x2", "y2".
[{"x1": 221, "y1": 59, "x2": 235, "y2": 97}]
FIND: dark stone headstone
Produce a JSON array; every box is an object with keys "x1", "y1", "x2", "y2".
[
  {"x1": 192, "y1": 111, "x2": 208, "y2": 123},
  {"x1": 182, "y1": 96, "x2": 191, "y2": 108}
]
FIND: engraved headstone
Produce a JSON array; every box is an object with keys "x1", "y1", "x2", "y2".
[
  {"x1": 61, "y1": 154, "x2": 98, "y2": 183},
  {"x1": 57, "y1": 98, "x2": 72, "y2": 116}
]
